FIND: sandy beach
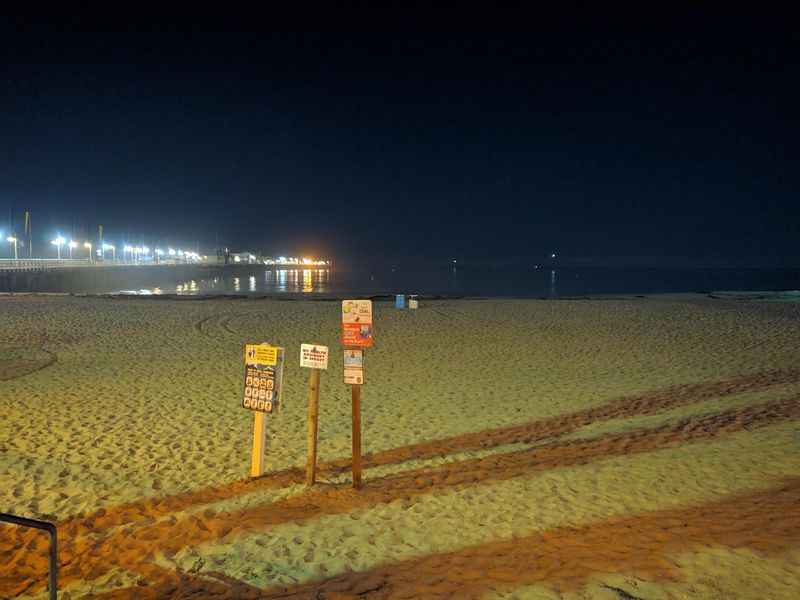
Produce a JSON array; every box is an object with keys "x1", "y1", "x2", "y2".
[{"x1": 1, "y1": 294, "x2": 799, "y2": 599}]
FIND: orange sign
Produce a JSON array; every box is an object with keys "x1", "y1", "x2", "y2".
[{"x1": 341, "y1": 299, "x2": 373, "y2": 348}]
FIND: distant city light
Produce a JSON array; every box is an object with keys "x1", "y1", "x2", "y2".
[
  {"x1": 101, "y1": 243, "x2": 116, "y2": 260},
  {"x1": 6, "y1": 232, "x2": 329, "y2": 269},
  {"x1": 51, "y1": 236, "x2": 66, "y2": 259},
  {"x1": 7, "y1": 236, "x2": 18, "y2": 260}
]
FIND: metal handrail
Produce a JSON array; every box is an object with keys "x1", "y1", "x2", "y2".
[
  {"x1": 0, "y1": 512, "x2": 57, "y2": 599},
  {"x1": 0, "y1": 258, "x2": 89, "y2": 271}
]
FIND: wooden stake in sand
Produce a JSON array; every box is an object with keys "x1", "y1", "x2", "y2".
[
  {"x1": 340, "y1": 300, "x2": 372, "y2": 490},
  {"x1": 343, "y1": 348, "x2": 366, "y2": 489},
  {"x1": 300, "y1": 344, "x2": 329, "y2": 486},
  {"x1": 306, "y1": 369, "x2": 321, "y2": 485},
  {"x1": 250, "y1": 412, "x2": 268, "y2": 478},
  {"x1": 242, "y1": 343, "x2": 285, "y2": 478},
  {"x1": 351, "y1": 383, "x2": 362, "y2": 488}
]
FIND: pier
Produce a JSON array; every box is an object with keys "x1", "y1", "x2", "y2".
[{"x1": 0, "y1": 260, "x2": 329, "y2": 294}]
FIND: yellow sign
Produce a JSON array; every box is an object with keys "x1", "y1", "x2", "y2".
[{"x1": 244, "y1": 344, "x2": 278, "y2": 366}]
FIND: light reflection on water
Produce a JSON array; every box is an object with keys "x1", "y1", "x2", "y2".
[
  {"x1": 43, "y1": 263, "x2": 800, "y2": 298},
  {"x1": 165, "y1": 268, "x2": 330, "y2": 295}
]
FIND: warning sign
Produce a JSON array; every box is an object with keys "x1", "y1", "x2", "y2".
[
  {"x1": 343, "y1": 348, "x2": 365, "y2": 385},
  {"x1": 245, "y1": 344, "x2": 278, "y2": 366},
  {"x1": 341, "y1": 300, "x2": 374, "y2": 348},
  {"x1": 300, "y1": 344, "x2": 329, "y2": 370},
  {"x1": 243, "y1": 344, "x2": 285, "y2": 413}
]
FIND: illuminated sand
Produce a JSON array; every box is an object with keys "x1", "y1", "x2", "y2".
[{"x1": 1, "y1": 294, "x2": 799, "y2": 599}]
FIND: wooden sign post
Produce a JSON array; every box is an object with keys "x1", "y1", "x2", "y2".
[
  {"x1": 341, "y1": 300, "x2": 372, "y2": 489},
  {"x1": 251, "y1": 412, "x2": 268, "y2": 478},
  {"x1": 306, "y1": 369, "x2": 321, "y2": 485},
  {"x1": 343, "y1": 347, "x2": 365, "y2": 487},
  {"x1": 300, "y1": 344, "x2": 328, "y2": 486},
  {"x1": 242, "y1": 343, "x2": 285, "y2": 478},
  {"x1": 351, "y1": 384, "x2": 362, "y2": 488}
]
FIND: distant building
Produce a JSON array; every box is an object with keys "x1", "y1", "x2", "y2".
[{"x1": 230, "y1": 252, "x2": 257, "y2": 264}]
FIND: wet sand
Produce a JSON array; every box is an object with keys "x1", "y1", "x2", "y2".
[{"x1": 1, "y1": 294, "x2": 799, "y2": 598}]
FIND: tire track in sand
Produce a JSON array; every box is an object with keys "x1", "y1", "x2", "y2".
[
  {"x1": 0, "y1": 346, "x2": 57, "y2": 381},
  {"x1": 3, "y1": 394, "x2": 799, "y2": 598},
  {"x1": 195, "y1": 312, "x2": 271, "y2": 340},
  {"x1": 16, "y1": 369, "x2": 797, "y2": 543}
]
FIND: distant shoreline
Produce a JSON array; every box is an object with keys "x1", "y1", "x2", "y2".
[{"x1": 2, "y1": 290, "x2": 799, "y2": 302}]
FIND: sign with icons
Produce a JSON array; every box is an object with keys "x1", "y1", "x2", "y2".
[{"x1": 242, "y1": 343, "x2": 285, "y2": 413}]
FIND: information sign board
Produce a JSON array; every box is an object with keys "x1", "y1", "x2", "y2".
[
  {"x1": 245, "y1": 344, "x2": 278, "y2": 366},
  {"x1": 300, "y1": 344, "x2": 329, "y2": 370},
  {"x1": 341, "y1": 299, "x2": 374, "y2": 348},
  {"x1": 242, "y1": 344, "x2": 285, "y2": 413},
  {"x1": 343, "y1": 348, "x2": 365, "y2": 385}
]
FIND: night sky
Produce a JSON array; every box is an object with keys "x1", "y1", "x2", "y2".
[{"x1": 1, "y1": 23, "x2": 798, "y2": 266}]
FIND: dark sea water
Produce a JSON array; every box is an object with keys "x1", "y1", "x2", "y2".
[
  {"x1": 3, "y1": 264, "x2": 798, "y2": 298},
  {"x1": 116, "y1": 265, "x2": 799, "y2": 298}
]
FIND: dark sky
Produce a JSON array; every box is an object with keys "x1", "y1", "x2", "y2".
[{"x1": 1, "y1": 23, "x2": 798, "y2": 265}]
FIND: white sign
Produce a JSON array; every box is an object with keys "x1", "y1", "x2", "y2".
[
  {"x1": 300, "y1": 344, "x2": 329, "y2": 370},
  {"x1": 343, "y1": 348, "x2": 364, "y2": 385}
]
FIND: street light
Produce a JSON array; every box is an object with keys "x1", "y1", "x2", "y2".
[
  {"x1": 123, "y1": 245, "x2": 133, "y2": 262},
  {"x1": 84, "y1": 241, "x2": 93, "y2": 262},
  {"x1": 51, "y1": 236, "x2": 66, "y2": 259},
  {"x1": 102, "y1": 243, "x2": 115, "y2": 261},
  {"x1": 68, "y1": 240, "x2": 78, "y2": 259},
  {"x1": 7, "y1": 236, "x2": 18, "y2": 260}
]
